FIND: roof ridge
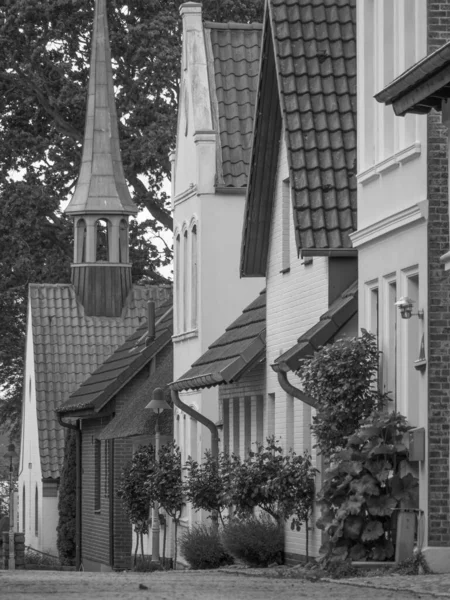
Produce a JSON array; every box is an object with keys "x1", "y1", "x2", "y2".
[{"x1": 204, "y1": 21, "x2": 263, "y2": 31}]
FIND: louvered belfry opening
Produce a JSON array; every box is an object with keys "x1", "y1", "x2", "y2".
[{"x1": 65, "y1": 0, "x2": 137, "y2": 317}]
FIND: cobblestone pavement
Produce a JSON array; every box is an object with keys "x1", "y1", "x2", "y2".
[{"x1": 1, "y1": 569, "x2": 449, "y2": 600}]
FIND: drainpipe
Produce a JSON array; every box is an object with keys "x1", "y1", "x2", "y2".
[
  {"x1": 276, "y1": 370, "x2": 317, "y2": 409},
  {"x1": 170, "y1": 390, "x2": 219, "y2": 459},
  {"x1": 58, "y1": 415, "x2": 81, "y2": 570}
]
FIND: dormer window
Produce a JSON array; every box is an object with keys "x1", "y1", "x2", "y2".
[{"x1": 96, "y1": 219, "x2": 109, "y2": 262}]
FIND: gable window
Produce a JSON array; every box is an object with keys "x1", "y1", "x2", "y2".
[
  {"x1": 183, "y1": 230, "x2": 188, "y2": 332},
  {"x1": 94, "y1": 439, "x2": 101, "y2": 511},
  {"x1": 281, "y1": 180, "x2": 291, "y2": 273}
]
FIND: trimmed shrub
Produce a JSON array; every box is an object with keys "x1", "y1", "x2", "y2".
[
  {"x1": 221, "y1": 516, "x2": 284, "y2": 567},
  {"x1": 180, "y1": 525, "x2": 233, "y2": 570}
]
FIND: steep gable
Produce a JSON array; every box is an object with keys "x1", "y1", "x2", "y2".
[
  {"x1": 241, "y1": 0, "x2": 357, "y2": 276},
  {"x1": 29, "y1": 283, "x2": 171, "y2": 480}
]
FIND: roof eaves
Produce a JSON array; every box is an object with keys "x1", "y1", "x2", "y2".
[
  {"x1": 219, "y1": 329, "x2": 266, "y2": 382},
  {"x1": 170, "y1": 372, "x2": 224, "y2": 393}
]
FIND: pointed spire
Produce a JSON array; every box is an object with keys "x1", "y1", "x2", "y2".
[{"x1": 66, "y1": 0, "x2": 137, "y2": 216}]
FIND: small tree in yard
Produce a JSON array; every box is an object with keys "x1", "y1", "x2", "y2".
[
  {"x1": 296, "y1": 330, "x2": 388, "y2": 458},
  {"x1": 117, "y1": 445, "x2": 154, "y2": 566},
  {"x1": 184, "y1": 450, "x2": 234, "y2": 526},
  {"x1": 146, "y1": 442, "x2": 184, "y2": 568},
  {"x1": 228, "y1": 438, "x2": 317, "y2": 558}
]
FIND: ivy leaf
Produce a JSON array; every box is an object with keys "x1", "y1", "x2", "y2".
[
  {"x1": 361, "y1": 520, "x2": 384, "y2": 541},
  {"x1": 350, "y1": 474, "x2": 380, "y2": 497},
  {"x1": 349, "y1": 543, "x2": 367, "y2": 561},
  {"x1": 371, "y1": 539, "x2": 394, "y2": 561},
  {"x1": 343, "y1": 515, "x2": 364, "y2": 540}
]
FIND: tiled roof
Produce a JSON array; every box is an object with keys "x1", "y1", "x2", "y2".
[
  {"x1": 375, "y1": 39, "x2": 450, "y2": 116},
  {"x1": 30, "y1": 283, "x2": 172, "y2": 480},
  {"x1": 273, "y1": 280, "x2": 357, "y2": 372},
  {"x1": 241, "y1": 0, "x2": 357, "y2": 276},
  {"x1": 205, "y1": 22, "x2": 263, "y2": 189},
  {"x1": 99, "y1": 352, "x2": 173, "y2": 440},
  {"x1": 59, "y1": 302, "x2": 173, "y2": 415},
  {"x1": 272, "y1": 0, "x2": 357, "y2": 249},
  {"x1": 171, "y1": 290, "x2": 265, "y2": 391}
]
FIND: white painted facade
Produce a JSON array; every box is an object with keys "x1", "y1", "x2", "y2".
[
  {"x1": 263, "y1": 139, "x2": 330, "y2": 559},
  {"x1": 18, "y1": 302, "x2": 59, "y2": 555},
  {"x1": 172, "y1": 3, "x2": 263, "y2": 532},
  {"x1": 353, "y1": 0, "x2": 429, "y2": 559}
]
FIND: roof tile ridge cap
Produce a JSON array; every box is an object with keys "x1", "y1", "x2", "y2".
[{"x1": 204, "y1": 21, "x2": 263, "y2": 30}]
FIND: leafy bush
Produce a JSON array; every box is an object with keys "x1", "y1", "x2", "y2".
[
  {"x1": 316, "y1": 410, "x2": 418, "y2": 564},
  {"x1": 297, "y1": 330, "x2": 387, "y2": 457},
  {"x1": 221, "y1": 516, "x2": 284, "y2": 567},
  {"x1": 228, "y1": 438, "x2": 317, "y2": 530},
  {"x1": 180, "y1": 525, "x2": 233, "y2": 570},
  {"x1": 56, "y1": 429, "x2": 76, "y2": 566}
]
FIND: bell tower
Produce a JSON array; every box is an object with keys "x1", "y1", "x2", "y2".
[{"x1": 65, "y1": 0, "x2": 137, "y2": 317}]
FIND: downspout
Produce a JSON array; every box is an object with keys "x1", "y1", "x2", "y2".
[
  {"x1": 170, "y1": 390, "x2": 219, "y2": 459},
  {"x1": 276, "y1": 370, "x2": 317, "y2": 409},
  {"x1": 58, "y1": 415, "x2": 81, "y2": 570}
]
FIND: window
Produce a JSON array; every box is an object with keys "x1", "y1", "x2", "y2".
[
  {"x1": 76, "y1": 219, "x2": 87, "y2": 263},
  {"x1": 222, "y1": 398, "x2": 230, "y2": 454},
  {"x1": 96, "y1": 219, "x2": 109, "y2": 262},
  {"x1": 267, "y1": 393, "x2": 275, "y2": 437},
  {"x1": 285, "y1": 393, "x2": 294, "y2": 451},
  {"x1": 183, "y1": 230, "x2": 188, "y2": 332},
  {"x1": 232, "y1": 398, "x2": 240, "y2": 455},
  {"x1": 255, "y1": 396, "x2": 264, "y2": 444},
  {"x1": 191, "y1": 224, "x2": 198, "y2": 329},
  {"x1": 404, "y1": 272, "x2": 420, "y2": 425},
  {"x1": 104, "y1": 440, "x2": 110, "y2": 499},
  {"x1": 244, "y1": 398, "x2": 251, "y2": 456},
  {"x1": 94, "y1": 439, "x2": 101, "y2": 511},
  {"x1": 118, "y1": 219, "x2": 128, "y2": 263},
  {"x1": 384, "y1": 278, "x2": 398, "y2": 405},
  {"x1": 281, "y1": 180, "x2": 291, "y2": 272},
  {"x1": 22, "y1": 485, "x2": 25, "y2": 533},
  {"x1": 35, "y1": 485, "x2": 38, "y2": 536},
  {"x1": 175, "y1": 233, "x2": 181, "y2": 331}
]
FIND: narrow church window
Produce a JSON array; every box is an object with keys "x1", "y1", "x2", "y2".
[
  {"x1": 119, "y1": 219, "x2": 128, "y2": 263},
  {"x1": 175, "y1": 233, "x2": 181, "y2": 332},
  {"x1": 191, "y1": 225, "x2": 198, "y2": 329},
  {"x1": 35, "y1": 485, "x2": 38, "y2": 536},
  {"x1": 94, "y1": 439, "x2": 101, "y2": 511},
  {"x1": 76, "y1": 219, "x2": 87, "y2": 263},
  {"x1": 96, "y1": 219, "x2": 109, "y2": 262},
  {"x1": 183, "y1": 230, "x2": 188, "y2": 332}
]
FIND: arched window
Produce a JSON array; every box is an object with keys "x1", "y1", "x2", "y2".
[
  {"x1": 175, "y1": 233, "x2": 181, "y2": 332},
  {"x1": 183, "y1": 230, "x2": 188, "y2": 332},
  {"x1": 191, "y1": 224, "x2": 198, "y2": 329},
  {"x1": 119, "y1": 219, "x2": 128, "y2": 263},
  {"x1": 76, "y1": 219, "x2": 87, "y2": 263},
  {"x1": 22, "y1": 485, "x2": 26, "y2": 533},
  {"x1": 96, "y1": 219, "x2": 109, "y2": 262},
  {"x1": 35, "y1": 485, "x2": 38, "y2": 536}
]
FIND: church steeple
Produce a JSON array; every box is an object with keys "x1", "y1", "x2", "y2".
[{"x1": 66, "y1": 0, "x2": 137, "y2": 317}]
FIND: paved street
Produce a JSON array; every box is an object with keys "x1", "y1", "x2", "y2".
[{"x1": 0, "y1": 570, "x2": 448, "y2": 600}]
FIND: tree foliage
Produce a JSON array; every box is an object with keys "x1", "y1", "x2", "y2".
[
  {"x1": 117, "y1": 444, "x2": 154, "y2": 563},
  {"x1": 316, "y1": 410, "x2": 418, "y2": 564},
  {"x1": 56, "y1": 429, "x2": 77, "y2": 566},
  {"x1": 296, "y1": 330, "x2": 388, "y2": 457},
  {"x1": 0, "y1": 0, "x2": 264, "y2": 438}
]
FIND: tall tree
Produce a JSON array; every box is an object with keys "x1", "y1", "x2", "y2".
[{"x1": 0, "y1": 0, "x2": 264, "y2": 438}]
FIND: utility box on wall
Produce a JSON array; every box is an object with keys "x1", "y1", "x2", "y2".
[{"x1": 409, "y1": 427, "x2": 425, "y2": 462}]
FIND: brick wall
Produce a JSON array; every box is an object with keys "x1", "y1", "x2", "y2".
[
  {"x1": 427, "y1": 0, "x2": 450, "y2": 548},
  {"x1": 81, "y1": 368, "x2": 151, "y2": 570}
]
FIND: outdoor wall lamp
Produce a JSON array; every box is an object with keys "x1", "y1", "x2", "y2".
[{"x1": 395, "y1": 297, "x2": 424, "y2": 320}]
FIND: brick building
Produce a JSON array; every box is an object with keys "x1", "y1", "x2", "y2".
[{"x1": 58, "y1": 302, "x2": 173, "y2": 571}]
